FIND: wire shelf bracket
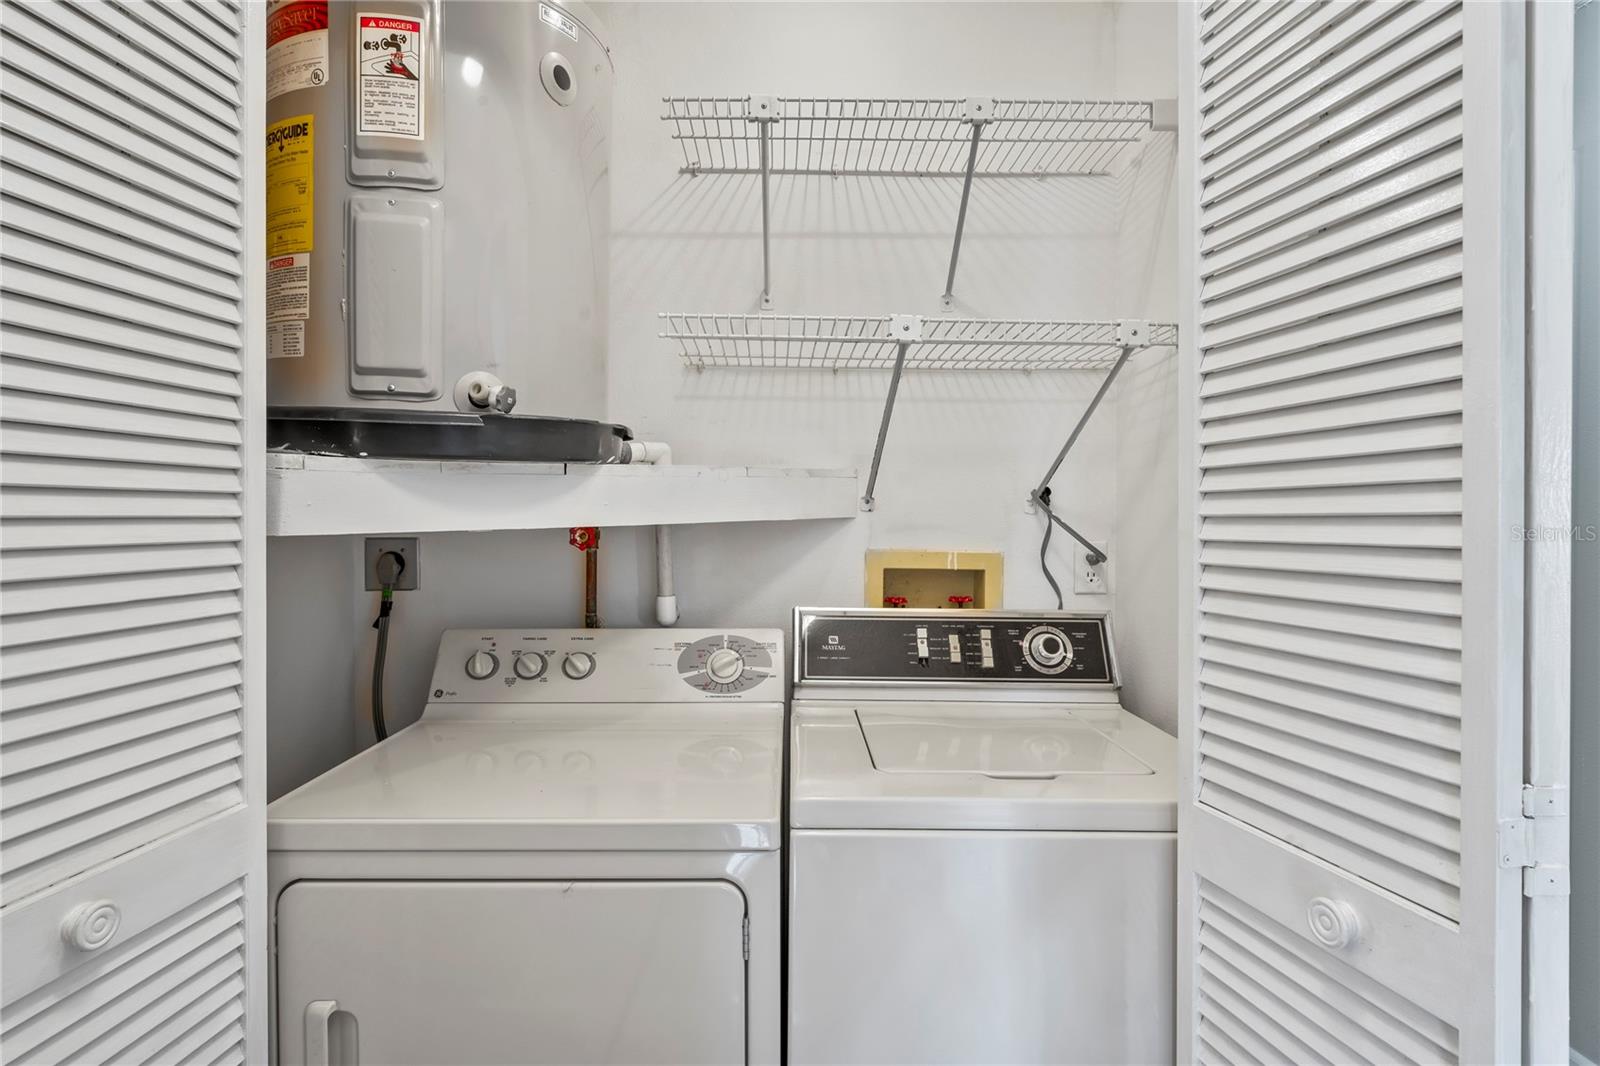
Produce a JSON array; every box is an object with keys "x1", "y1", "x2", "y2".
[
  {"x1": 1027, "y1": 319, "x2": 1155, "y2": 565},
  {"x1": 659, "y1": 314, "x2": 1178, "y2": 513},
  {"x1": 860, "y1": 315, "x2": 922, "y2": 511},
  {"x1": 749, "y1": 95, "x2": 781, "y2": 308},
  {"x1": 662, "y1": 95, "x2": 1171, "y2": 309}
]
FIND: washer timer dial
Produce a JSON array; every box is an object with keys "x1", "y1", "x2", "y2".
[{"x1": 1021, "y1": 626, "x2": 1074, "y2": 674}]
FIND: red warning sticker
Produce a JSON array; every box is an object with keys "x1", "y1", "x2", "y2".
[
  {"x1": 266, "y1": 253, "x2": 310, "y2": 323},
  {"x1": 266, "y1": 0, "x2": 329, "y2": 101},
  {"x1": 356, "y1": 13, "x2": 425, "y2": 139}
]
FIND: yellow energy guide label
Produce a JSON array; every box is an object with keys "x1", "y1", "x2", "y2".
[{"x1": 266, "y1": 114, "x2": 314, "y2": 256}]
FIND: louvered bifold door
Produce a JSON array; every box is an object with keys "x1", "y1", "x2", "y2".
[
  {"x1": 0, "y1": 1, "x2": 266, "y2": 1063},
  {"x1": 1178, "y1": 2, "x2": 1526, "y2": 1064}
]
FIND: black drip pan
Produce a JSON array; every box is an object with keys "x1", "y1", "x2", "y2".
[{"x1": 268, "y1": 408, "x2": 634, "y2": 463}]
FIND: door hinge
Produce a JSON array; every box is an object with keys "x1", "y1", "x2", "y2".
[
  {"x1": 1498, "y1": 786, "x2": 1570, "y2": 897},
  {"x1": 741, "y1": 916, "x2": 750, "y2": 961}
]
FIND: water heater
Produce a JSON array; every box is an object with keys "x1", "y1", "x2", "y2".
[{"x1": 264, "y1": 0, "x2": 629, "y2": 460}]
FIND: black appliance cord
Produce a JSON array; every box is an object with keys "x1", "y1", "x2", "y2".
[{"x1": 370, "y1": 552, "x2": 405, "y2": 742}]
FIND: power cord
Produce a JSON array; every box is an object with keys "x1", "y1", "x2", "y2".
[
  {"x1": 1035, "y1": 488, "x2": 1064, "y2": 609},
  {"x1": 370, "y1": 551, "x2": 405, "y2": 742},
  {"x1": 1032, "y1": 487, "x2": 1108, "y2": 610}
]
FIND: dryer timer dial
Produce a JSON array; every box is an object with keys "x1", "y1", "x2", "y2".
[{"x1": 706, "y1": 648, "x2": 745, "y2": 684}]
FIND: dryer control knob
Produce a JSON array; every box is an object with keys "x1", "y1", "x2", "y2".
[
  {"x1": 514, "y1": 652, "x2": 547, "y2": 680},
  {"x1": 706, "y1": 647, "x2": 745, "y2": 684},
  {"x1": 465, "y1": 650, "x2": 500, "y2": 680},
  {"x1": 562, "y1": 652, "x2": 596, "y2": 680}
]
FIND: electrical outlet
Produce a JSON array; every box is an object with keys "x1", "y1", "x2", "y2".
[
  {"x1": 1073, "y1": 546, "x2": 1110, "y2": 595},
  {"x1": 365, "y1": 537, "x2": 420, "y2": 591}
]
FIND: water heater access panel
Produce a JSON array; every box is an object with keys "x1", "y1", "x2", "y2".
[{"x1": 795, "y1": 610, "x2": 1115, "y2": 685}]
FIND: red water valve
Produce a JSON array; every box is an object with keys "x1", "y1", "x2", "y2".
[
  {"x1": 569, "y1": 527, "x2": 600, "y2": 550},
  {"x1": 883, "y1": 596, "x2": 909, "y2": 608},
  {"x1": 947, "y1": 595, "x2": 974, "y2": 608}
]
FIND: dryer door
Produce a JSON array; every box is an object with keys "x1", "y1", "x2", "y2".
[{"x1": 276, "y1": 880, "x2": 746, "y2": 1065}]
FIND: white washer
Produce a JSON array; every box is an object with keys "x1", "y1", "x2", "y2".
[
  {"x1": 268, "y1": 627, "x2": 784, "y2": 1066},
  {"x1": 788, "y1": 608, "x2": 1177, "y2": 1066}
]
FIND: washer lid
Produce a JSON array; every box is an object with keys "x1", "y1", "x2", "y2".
[
  {"x1": 857, "y1": 710, "x2": 1154, "y2": 778},
  {"x1": 790, "y1": 702, "x2": 1176, "y2": 832},
  {"x1": 268, "y1": 706, "x2": 782, "y2": 853}
]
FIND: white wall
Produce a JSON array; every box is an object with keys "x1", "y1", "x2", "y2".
[
  {"x1": 1109, "y1": 0, "x2": 1180, "y2": 736},
  {"x1": 266, "y1": 1, "x2": 1180, "y2": 795},
  {"x1": 1572, "y1": 1, "x2": 1599, "y2": 1059},
  {"x1": 265, "y1": 535, "x2": 360, "y2": 799}
]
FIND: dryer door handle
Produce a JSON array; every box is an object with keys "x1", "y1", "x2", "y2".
[{"x1": 306, "y1": 1000, "x2": 354, "y2": 1066}]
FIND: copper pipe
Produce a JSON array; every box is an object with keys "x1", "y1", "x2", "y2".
[
  {"x1": 569, "y1": 527, "x2": 601, "y2": 629},
  {"x1": 583, "y1": 545, "x2": 599, "y2": 629}
]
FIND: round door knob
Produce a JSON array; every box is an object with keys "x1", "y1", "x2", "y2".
[
  {"x1": 465, "y1": 650, "x2": 499, "y2": 679},
  {"x1": 61, "y1": 900, "x2": 120, "y2": 952},
  {"x1": 562, "y1": 652, "x2": 596, "y2": 680},
  {"x1": 1027, "y1": 628, "x2": 1072, "y2": 667},
  {"x1": 706, "y1": 647, "x2": 745, "y2": 684},
  {"x1": 513, "y1": 653, "x2": 547, "y2": 680},
  {"x1": 1306, "y1": 897, "x2": 1361, "y2": 950}
]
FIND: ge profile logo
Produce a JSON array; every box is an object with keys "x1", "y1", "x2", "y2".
[{"x1": 433, "y1": 688, "x2": 444, "y2": 698}]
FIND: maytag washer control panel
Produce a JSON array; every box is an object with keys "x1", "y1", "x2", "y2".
[{"x1": 795, "y1": 609, "x2": 1116, "y2": 686}]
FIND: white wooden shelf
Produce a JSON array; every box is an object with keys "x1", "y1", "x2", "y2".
[{"x1": 266, "y1": 454, "x2": 860, "y2": 536}]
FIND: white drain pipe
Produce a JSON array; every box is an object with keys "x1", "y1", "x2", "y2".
[{"x1": 625, "y1": 441, "x2": 678, "y2": 627}]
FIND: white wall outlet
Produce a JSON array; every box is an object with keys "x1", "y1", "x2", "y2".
[{"x1": 1073, "y1": 546, "x2": 1110, "y2": 595}]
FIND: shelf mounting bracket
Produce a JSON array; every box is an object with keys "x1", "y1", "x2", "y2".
[
  {"x1": 1028, "y1": 320, "x2": 1151, "y2": 563},
  {"x1": 941, "y1": 98, "x2": 993, "y2": 310},
  {"x1": 861, "y1": 315, "x2": 923, "y2": 511},
  {"x1": 748, "y1": 95, "x2": 782, "y2": 309}
]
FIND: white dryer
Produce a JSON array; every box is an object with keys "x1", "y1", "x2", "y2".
[
  {"x1": 268, "y1": 627, "x2": 784, "y2": 1066},
  {"x1": 788, "y1": 608, "x2": 1177, "y2": 1065}
]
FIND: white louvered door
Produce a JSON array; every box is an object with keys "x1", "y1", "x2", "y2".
[
  {"x1": 0, "y1": 1, "x2": 265, "y2": 1062},
  {"x1": 1179, "y1": 2, "x2": 1528, "y2": 1063}
]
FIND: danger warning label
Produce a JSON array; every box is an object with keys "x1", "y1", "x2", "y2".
[
  {"x1": 356, "y1": 13, "x2": 425, "y2": 139},
  {"x1": 266, "y1": 0, "x2": 329, "y2": 101},
  {"x1": 267, "y1": 253, "x2": 311, "y2": 323}
]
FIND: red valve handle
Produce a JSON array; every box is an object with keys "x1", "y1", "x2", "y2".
[
  {"x1": 947, "y1": 595, "x2": 973, "y2": 607},
  {"x1": 883, "y1": 596, "x2": 908, "y2": 608},
  {"x1": 569, "y1": 527, "x2": 600, "y2": 550}
]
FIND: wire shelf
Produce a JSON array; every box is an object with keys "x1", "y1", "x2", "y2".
[
  {"x1": 659, "y1": 314, "x2": 1179, "y2": 372},
  {"x1": 662, "y1": 97, "x2": 1156, "y2": 178}
]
